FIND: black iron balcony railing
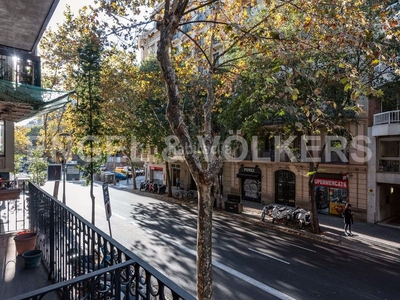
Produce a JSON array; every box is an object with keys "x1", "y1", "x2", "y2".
[
  {"x1": 0, "y1": 179, "x2": 28, "y2": 233},
  {"x1": 0, "y1": 52, "x2": 41, "y2": 87},
  {"x1": 10, "y1": 182, "x2": 194, "y2": 300}
]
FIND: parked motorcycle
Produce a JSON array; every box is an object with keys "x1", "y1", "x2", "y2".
[
  {"x1": 260, "y1": 203, "x2": 275, "y2": 221},
  {"x1": 157, "y1": 184, "x2": 167, "y2": 194},
  {"x1": 139, "y1": 180, "x2": 151, "y2": 192},
  {"x1": 291, "y1": 208, "x2": 311, "y2": 228},
  {"x1": 150, "y1": 182, "x2": 159, "y2": 193},
  {"x1": 271, "y1": 205, "x2": 296, "y2": 224}
]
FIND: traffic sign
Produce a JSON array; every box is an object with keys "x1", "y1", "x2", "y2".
[{"x1": 102, "y1": 183, "x2": 112, "y2": 220}]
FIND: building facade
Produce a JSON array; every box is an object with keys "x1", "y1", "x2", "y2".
[
  {"x1": 136, "y1": 3, "x2": 400, "y2": 224},
  {"x1": 367, "y1": 97, "x2": 400, "y2": 223}
]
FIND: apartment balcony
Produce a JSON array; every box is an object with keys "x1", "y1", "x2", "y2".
[
  {"x1": 0, "y1": 50, "x2": 41, "y2": 87},
  {"x1": 372, "y1": 110, "x2": 400, "y2": 136},
  {"x1": 0, "y1": 182, "x2": 194, "y2": 300}
]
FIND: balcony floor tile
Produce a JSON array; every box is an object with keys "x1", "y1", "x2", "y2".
[{"x1": 0, "y1": 233, "x2": 58, "y2": 299}]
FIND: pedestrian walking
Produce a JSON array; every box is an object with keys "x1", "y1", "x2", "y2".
[
  {"x1": 343, "y1": 203, "x2": 354, "y2": 236},
  {"x1": 176, "y1": 178, "x2": 180, "y2": 190}
]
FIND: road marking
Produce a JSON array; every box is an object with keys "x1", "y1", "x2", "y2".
[
  {"x1": 112, "y1": 212, "x2": 127, "y2": 220},
  {"x1": 248, "y1": 248, "x2": 290, "y2": 265},
  {"x1": 112, "y1": 200, "x2": 130, "y2": 206},
  {"x1": 211, "y1": 260, "x2": 296, "y2": 300},
  {"x1": 95, "y1": 204, "x2": 126, "y2": 220},
  {"x1": 284, "y1": 243, "x2": 316, "y2": 253},
  {"x1": 144, "y1": 228, "x2": 296, "y2": 300}
]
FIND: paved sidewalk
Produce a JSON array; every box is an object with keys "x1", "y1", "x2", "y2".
[
  {"x1": 113, "y1": 179, "x2": 400, "y2": 259},
  {"x1": 237, "y1": 199, "x2": 400, "y2": 259}
]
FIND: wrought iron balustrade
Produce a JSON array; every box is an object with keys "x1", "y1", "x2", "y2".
[
  {"x1": 21, "y1": 182, "x2": 194, "y2": 300},
  {"x1": 0, "y1": 180, "x2": 28, "y2": 233}
]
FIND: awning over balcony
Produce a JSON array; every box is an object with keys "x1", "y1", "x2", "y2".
[
  {"x1": 0, "y1": 79, "x2": 74, "y2": 122},
  {"x1": 0, "y1": 0, "x2": 60, "y2": 53}
]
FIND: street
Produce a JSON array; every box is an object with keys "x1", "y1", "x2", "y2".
[{"x1": 42, "y1": 178, "x2": 400, "y2": 300}]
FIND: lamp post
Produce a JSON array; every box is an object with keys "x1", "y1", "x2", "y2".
[
  {"x1": 62, "y1": 153, "x2": 66, "y2": 204},
  {"x1": 59, "y1": 133, "x2": 70, "y2": 205}
]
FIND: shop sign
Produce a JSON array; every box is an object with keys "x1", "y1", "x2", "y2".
[
  {"x1": 315, "y1": 178, "x2": 348, "y2": 189},
  {"x1": 150, "y1": 166, "x2": 163, "y2": 171},
  {"x1": 239, "y1": 166, "x2": 261, "y2": 174}
]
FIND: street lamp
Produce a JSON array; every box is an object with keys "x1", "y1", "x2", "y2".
[{"x1": 59, "y1": 133, "x2": 70, "y2": 204}]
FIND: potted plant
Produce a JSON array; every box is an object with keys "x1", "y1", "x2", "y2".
[
  {"x1": 13, "y1": 231, "x2": 37, "y2": 256},
  {"x1": 22, "y1": 249, "x2": 42, "y2": 269}
]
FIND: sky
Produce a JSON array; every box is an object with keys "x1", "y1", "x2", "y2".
[{"x1": 48, "y1": 0, "x2": 96, "y2": 30}]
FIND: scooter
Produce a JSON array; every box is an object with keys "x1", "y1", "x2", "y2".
[
  {"x1": 271, "y1": 205, "x2": 296, "y2": 224},
  {"x1": 139, "y1": 180, "x2": 148, "y2": 191},
  {"x1": 291, "y1": 207, "x2": 311, "y2": 228},
  {"x1": 157, "y1": 184, "x2": 167, "y2": 194},
  {"x1": 150, "y1": 182, "x2": 159, "y2": 193},
  {"x1": 260, "y1": 203, "x2": 275, "y2": 221}
]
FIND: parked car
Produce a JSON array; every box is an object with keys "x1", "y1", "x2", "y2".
[
  {"x1": 115, "y1": 166, "x2": 131, "y2": 174},
  {"x1": 115, "y1": 167, "x2": 132, "y2": 178},
  {"x1": 114, "y1": 171, "x2": 127, "y2": 180},
  {"x1": 135, "y1": 169, "x2": 145, "y2": 176}
]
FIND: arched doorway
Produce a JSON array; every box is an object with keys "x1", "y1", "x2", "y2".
[{"x1": 275, "y1": 170, "x2": 296, "y2": 206}]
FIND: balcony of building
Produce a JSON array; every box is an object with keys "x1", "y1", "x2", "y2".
[
  {"x1": 0, "y1": 181, "x2": 194, "y2": 300},
  {"x1": 0, "y1": 50, "x2": 41, "y2": 87},
  {"x1": 372, "y1": 110, "x2": 400, "y2": 137},
  {"x1": 375, "y1": 135, "x2": 400, "y2": 183}
]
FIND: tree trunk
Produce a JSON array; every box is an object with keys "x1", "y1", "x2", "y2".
[
  {"x1": 165, "y1": 161, "x2": 172, "y2": 197},
  {"x1": 90, "y1": 163, "x2": 95, "y2": 225},
  {"x1": 308, "y1": 161, "x2": 321, "y2": 234},
  {"x1": 308, "y1": 141, "x2": 327, "y2": 234},
  {"x1": 196, "y1": 181, "x2": 213, "y2": 300},
  {"x1": 130, "y1": 161, "x2": 137, "y2": 190},
  {"x1": 156, "y1": 4, "x2": 217, "y2": 299}
]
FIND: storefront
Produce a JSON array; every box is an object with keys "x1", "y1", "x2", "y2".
[
  {"x1": 150, "y1": 166, "x2": 163, "y2": 182},
  {"x1": 236, "y1": 166, "x2": 261, "y2": 202},
  {"x1": 315, "y1": 174, "x2": 348, "y2": 216}
]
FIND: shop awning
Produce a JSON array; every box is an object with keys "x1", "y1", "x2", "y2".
[
  {"x1": 150, "y1": 166, "x2": 163, "y2": 171},
  {"x1": 0, "y1": 79, "x2": 74, "y2": 122},
  {"x1": 236, "y1": 172, "x2": 261, "y2": 179}
]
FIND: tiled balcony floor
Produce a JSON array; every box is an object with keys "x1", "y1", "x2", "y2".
[{"x1": 0, "y1": 233, "x2": 58, "y2": 299}]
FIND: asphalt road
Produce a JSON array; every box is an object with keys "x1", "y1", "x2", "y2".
[{"x1": 42, "y1": 178, "x2": 400, "y2": 300}]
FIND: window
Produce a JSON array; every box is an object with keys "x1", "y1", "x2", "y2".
[
  {"x1": 379, "y1": 139, "x2": 400, "y2": 172},
  {"x1": 275, "y1": 170, "x2": 296, "y2": 206}
]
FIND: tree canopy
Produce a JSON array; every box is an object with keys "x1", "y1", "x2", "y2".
[{"x1": 34, "y1": 1, "x2": 400, "y2": 299}]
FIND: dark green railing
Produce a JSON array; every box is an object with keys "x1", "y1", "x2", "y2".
[{"x1": 12, "y1": 182, "x2": 194, "y2": 300}]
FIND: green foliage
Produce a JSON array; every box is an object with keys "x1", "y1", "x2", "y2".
[
  {"x1": 379, "y1": 81, "x2": 400, "y2": 111},
  {"x1": 27, "y1": 125, "x2": 43, "y2": 137},
  {"x1": 28, "y1": 149, "x2": 48, "y2": 186},
  {"x1": 14, "y1": 154, "x2": 24, "y2": 175},
  {"x1": 14, "y1": 126, "x2": 32, "y2": 156},
  {"x1": 72, "y1": 28, "x2": 106, "y2": 184}
]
